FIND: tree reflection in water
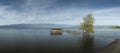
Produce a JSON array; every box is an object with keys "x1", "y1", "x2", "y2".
[{"x1": 81, "y1": 34, "x2": 94, "y2": 53}]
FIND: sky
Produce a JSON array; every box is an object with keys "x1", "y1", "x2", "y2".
[{"x1": 0, "y1": 0, "x2": 120, "y2": 25}]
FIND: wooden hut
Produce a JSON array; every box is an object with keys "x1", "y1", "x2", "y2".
[{"x1": 50, "y1": 28, "x2": 62, "y2": 35}]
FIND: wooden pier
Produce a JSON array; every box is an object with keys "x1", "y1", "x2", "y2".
[{"x1": 99, "y1": 39, "x2": 120, "y2": 53}]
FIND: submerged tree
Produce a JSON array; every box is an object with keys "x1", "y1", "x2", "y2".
[{"x1": 79, "y1": 14, "x2": 95, "y2": 35}]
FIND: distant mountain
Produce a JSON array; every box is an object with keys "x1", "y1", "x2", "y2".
[
  {"x1": 94, "y1": 25, "x2": 118, "y2": 29},
  {"x1": 0, "y1": 24, "x2": 77, "y2": 29},
  {"x1": 94, "y1": 25, "x2": 110, "y2": 29},
  {"x1": 0, "y1": 24, "x2": 112, "y2": 29}
]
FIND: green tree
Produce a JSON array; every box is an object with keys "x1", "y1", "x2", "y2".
[{"x1": 79, "y1": 14, "x2": 95, "y2": 35}]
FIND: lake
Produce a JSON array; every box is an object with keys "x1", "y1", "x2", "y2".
[{"x1": 0, "y1": 29, "x2": 120, "y2": 53}]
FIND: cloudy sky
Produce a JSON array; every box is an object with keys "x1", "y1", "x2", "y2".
[{"x1": 0, "y1": 0, "x2": 120, "y2": 25}]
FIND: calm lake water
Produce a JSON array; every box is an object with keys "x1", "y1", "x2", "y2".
[{"x1": 0, "y1": 29, "x2": 120, "y2": 53}]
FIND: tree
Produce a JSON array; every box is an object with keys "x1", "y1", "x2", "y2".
[{"x1": 79, "y1": 14, "x2": 95, "y2": 35}]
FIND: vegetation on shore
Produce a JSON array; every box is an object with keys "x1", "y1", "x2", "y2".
[{"x1": 110, "y1": 26, "x2": 120, "y2": 29}]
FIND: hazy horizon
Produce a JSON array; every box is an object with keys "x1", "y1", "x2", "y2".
[
  {"x1": 0, "y1": 0, "x2": 120, "y2": 25},
  {"x1": 0, "y1": 23, "x2": 119, "y2": 26}
]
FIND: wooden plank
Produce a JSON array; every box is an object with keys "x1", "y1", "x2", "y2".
[{"x1": 99, "y1": 39, "x2": 120, "y2": 53}]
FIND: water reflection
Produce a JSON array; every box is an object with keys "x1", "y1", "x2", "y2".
[
  {"x1": 65, "y1": 29, "x2": 94, "y2": 53},
  {"x1": 81, "y1": 34, "x2": 94, "y2": 53},
  {"x1": 50, "y1": 32, "x2": 62, "y2": 35},
  {"x1": 0, "y1": 29, "x2": 118, "y2": 53}
]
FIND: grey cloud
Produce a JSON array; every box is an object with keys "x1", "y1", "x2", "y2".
[
  {"x1": 0, "y1": 0, "x2": 28, "y2": 11},
  {"x1": 0, "y1": 0, "x2": 119, "y2": 25}
]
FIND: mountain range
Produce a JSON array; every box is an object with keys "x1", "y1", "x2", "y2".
[
  {"x1": 0, "y1": 24, "x2": 77, "y2": 29},
  {"x1": 0, "y1": 24, "x2": 111, "y2": 29}
]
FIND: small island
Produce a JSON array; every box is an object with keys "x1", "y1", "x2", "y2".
[{"x1": 111, "y1": 26, "x2": 120, "y2": 29}]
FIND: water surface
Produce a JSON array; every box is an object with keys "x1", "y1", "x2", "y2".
[{"x1": 0, "y1": 29, "x2": 120, "y2": 53}]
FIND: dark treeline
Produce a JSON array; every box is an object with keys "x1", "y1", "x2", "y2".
[{"x1": 111, "y1": 26, "x2": 120, "y2": 29}]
